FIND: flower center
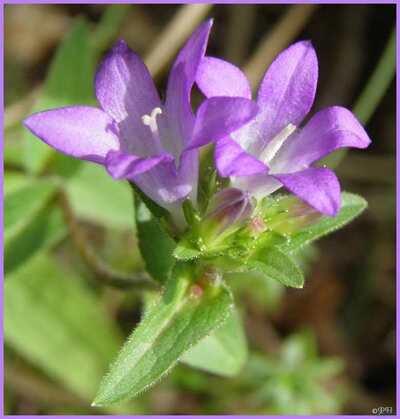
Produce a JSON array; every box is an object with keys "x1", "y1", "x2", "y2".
[
  {"x1": 259, "y1": 123, "x2": 296, "y2": 164},
  {"x1": 141, "y1": 107, "x2": 163, "y2": 148}
]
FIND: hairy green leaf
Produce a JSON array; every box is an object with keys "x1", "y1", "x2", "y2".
[
  {"x1": 180, "y1": 309, "x2": 247, "y2": 376},
  {"x1": 93, "y1": 265, "x2": 233, "y2": 405},
  {"x1": 249, "y1": 247, "x2": 304, "y2": 288}
]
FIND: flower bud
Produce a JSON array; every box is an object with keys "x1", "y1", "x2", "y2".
[{"x1": 200, "y1": 188, "x2": 253, "y2": 247}]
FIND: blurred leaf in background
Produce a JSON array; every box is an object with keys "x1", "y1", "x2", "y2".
[
  {"x1": 242, "y1": 331, "x2": 345, "y2": 415},
  {"x1": 5, "y1": 254, "x2": 122, "y2": 398},
  {"x1": 21, "y1": 18, "x2": 95, "y2": 174}
]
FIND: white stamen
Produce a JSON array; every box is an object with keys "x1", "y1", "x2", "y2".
[
  {"x1": 259, "y1": 123, "x2": 296, "y2": 164},
  {"x1": 141, "y1": 107, "x2": 162, "y2": 134}
]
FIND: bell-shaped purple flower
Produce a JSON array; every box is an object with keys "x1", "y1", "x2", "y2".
[
  {"x1": 23, "y1": 20, "x2": 258, "y2": 227},
  {"x1": 196, "y1": 41, "x2": 371, "y2": 216}
]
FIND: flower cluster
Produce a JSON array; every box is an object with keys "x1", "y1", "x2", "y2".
[{"x1": 24, "y1": 19, "x2": 370, "y2": 236}]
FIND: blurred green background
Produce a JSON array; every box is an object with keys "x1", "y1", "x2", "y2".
[{"x1": 4, "y1": 3, "x2": 396, "y2": 415}]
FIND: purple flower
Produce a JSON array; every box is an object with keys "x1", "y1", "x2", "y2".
[
  {"x1": 196, "y1": 41, "x2": 371, "y2": 216},
  {"x1": 23, "y1": 20, "x2": 257, "y2": 227}
]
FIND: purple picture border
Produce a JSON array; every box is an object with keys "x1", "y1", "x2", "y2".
[{"x1": 1, "y1": 0, "x2": 397, "y2": 418}]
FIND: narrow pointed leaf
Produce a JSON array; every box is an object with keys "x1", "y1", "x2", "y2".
[
  {"x1": 278, "y1": 192, "x2": 367, "y2": 253},
  {"x1": 180, "y1": 309, "x2": 247, "y2": 376},
  {"x1": 93, "y1": 265, "x2": 233, "y2": 405}
]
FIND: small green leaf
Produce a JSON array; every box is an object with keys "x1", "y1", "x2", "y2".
[
  {"x1": 4, "y1": 254, "x2": 122, "y2": 399},
  {"x1": 93, "y1": 265, "x2": 233, "y2": 405},
  {"x1": 22, "y1": 18, "x2": 96, "y2": 173},
  {"x1": 278, "y1": 192, "x2": 367, "y2": 253},
  {"x1": 66, "y1": 163, "x2": 134, "y2": 230},
  {"x1": 4, "y1": 179, "x2": 58, "y2": 242},
  {"x1": 249, "y1": 247, "x2": 304, "y2": 288},
  {"x1": 180, "y1": 309, "x2": 247, "y2": 377},
  {"x1": 135, "y1": 200, "x2": 176, "y2": 283}
]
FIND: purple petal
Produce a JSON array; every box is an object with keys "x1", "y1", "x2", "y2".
[
  {"x1": 188, "y1": 97, "x2": 258, "y2": 149},
  {"x1": 179, "y1": 148, "x2": 200, "y2": 205},
  {"x1": 164, "y1": 20, "x2": 213, "y2": 151},
  {"x1": 158, "y1": 64, "x2": 194, "y2": 158},
  {"x1": 105, "y1": 150, "x2": 174, "y2": 179},
  {"x1": 23, "y1": 106, "x2": 119, "y2": 164},
  {"x1": 111, "y1": 150, "x2": 198, "y2": 213},
  {"x1": 132, "y1": 160, "x2": 193, "y2": 207},
  {"x1": 196, "y1": 56, "x2": 251, "y2": 99},
  {"x1": 95, "y1": 39, "x2": 162, "y2": 156},
  {"x1": 215, "y1": 137, "x2": 268, "y2": 177},
  {"x1": 272, "y1": 106, "x2": 372, "y2": 172},
  {"x1": 256, "y1": 41, "x2": 318, "y2": 144},
  {"x1": 274, "y1": 167, "x2": 341, "y2": 216},
  {"x1": 232, "y1": 173, "x2": 282, "y2": 199}
]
